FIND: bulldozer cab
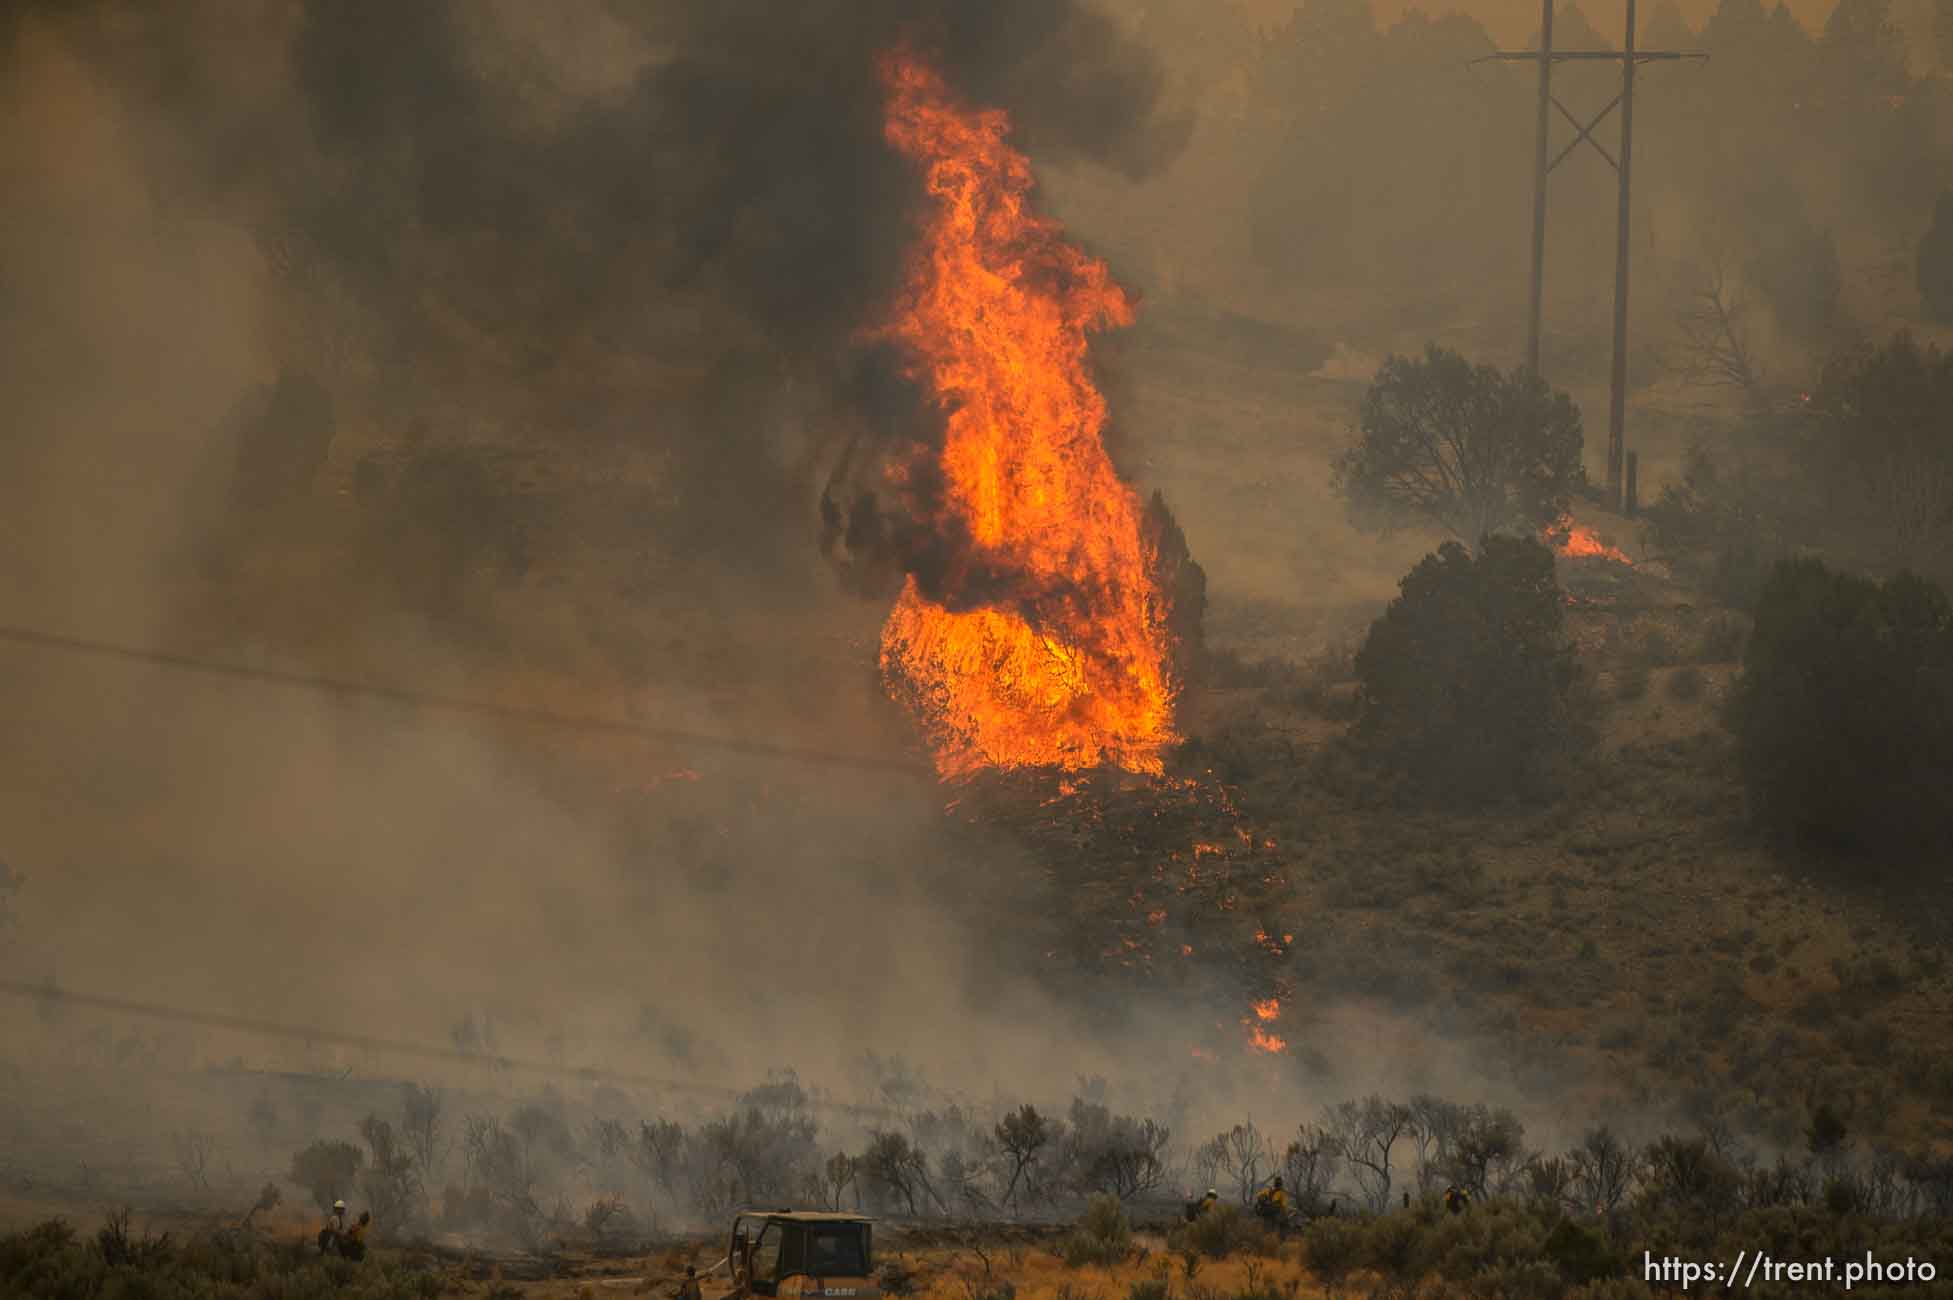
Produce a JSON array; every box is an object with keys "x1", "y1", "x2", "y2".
[{"x1": 728, "y1": 1212, "x2": 876, "y2": 1300}]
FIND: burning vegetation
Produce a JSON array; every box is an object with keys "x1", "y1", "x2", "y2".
[
  {"x1": 1545, "y1": 515, "x2": 1634, "y2": 566},
  {"x1": 872, "y1": 52, "x2": 1179, "y2": 782},
  {"x1": 946, "y1": 766, "x2": 1293, "y2": 1058}
]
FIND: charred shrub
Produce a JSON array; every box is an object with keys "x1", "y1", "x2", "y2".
[
  {"x1": 1063, "y1": 1099, "x2": 1170, "y2": 1202},
  {"x1": 358, "y1": 1113, "x2": 423, "y2": 1237},
  {"x1": 1728, "y1": 558, "x2": 1953, "y2": 862},
  {"x1": 1640, "y1": 1136, "x2": 1743, "y2": 1226},
  {"x1": 1640, "y1": 443, "x2": 1797, "y2": 611},
  {"x1": 290, "y1": 1139, "x2": 365, "y2": 1214},
  {"x1": 1353, "y1": 536, "x2": 1579, "y2": 804},
  {"x1": 1143, "y1": 489, "x2": 1208, "y2": 683},
  {"x1": 96, "y1": 1209, "x2": 171, "y2": 1270}
]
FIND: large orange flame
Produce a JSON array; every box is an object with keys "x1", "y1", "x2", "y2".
[{"x1": 873, "y1": 51, "x2": 1177, "y2": 780}]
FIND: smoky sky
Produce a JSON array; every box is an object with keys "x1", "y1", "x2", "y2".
[{"x1": 0, "y1": 0, "x2": 1189, "y2": 594}]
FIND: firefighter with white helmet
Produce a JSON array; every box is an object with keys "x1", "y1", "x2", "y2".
[{"x1": 319, "y1": 1200, "x2": 353, "y2": 1257}]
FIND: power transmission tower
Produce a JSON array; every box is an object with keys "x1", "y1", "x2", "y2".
[{"x1": 1477, "y1": 0, "x2": 1704, "y2": 511}]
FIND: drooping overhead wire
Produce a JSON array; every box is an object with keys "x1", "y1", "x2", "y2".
[
  {"x1": 0, "y1": 623, "x2": 932, "y2": 779},
  {"x1": 0, "y1": 977, "x2": 902, "y2": 1120}
]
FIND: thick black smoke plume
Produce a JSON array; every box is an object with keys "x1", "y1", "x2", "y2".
[{"x1": 1, "y1": 1, "x2": 1190, "y2": 597}]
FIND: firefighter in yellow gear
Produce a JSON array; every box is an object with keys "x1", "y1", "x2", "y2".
[
  {"x1": 341, "y1": 1210, "x2": 371, "y2": 1260},
  {"x1": 1254, "y1": 1178, "x2": 1289, "y2": 1238}
]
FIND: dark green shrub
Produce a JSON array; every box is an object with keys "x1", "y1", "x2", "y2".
[
  {"x1": 1640, "y1": 444, "x2": 1797, "y2": 611},
  {"x1": 291, "y1": 1138, "x2": 366, "y2": 1214},
  {"x1": 1333, "y1": 345, "x2": 1585, "y2": 542},
  {"x1": 1799, "y1": 332, "x2": 1953, "y2": 573},
  {"x1": 1641, "y1": 1136, "x2": 1743, "y2": 1222},
  {"x1": 1063, "y1": 1194, "x2": 1132, "y2": 1268},
  {"x1": 1357, "y1": 1211, "x2": 1425, "y2": 1284},
  {"x1": 1301, "y1": 1219, "x2": 1362, "y2": 1291},
  {"x1": 1168, "y1": 1203, "x2": 1250, "y2": 1259},
  {"x1": 1806, "y1": 1102, "x2": 1849, "y2": 1159},
  {"x1": 1823, "y1": 1178, "x2": 1862, "y2": 1216},
  {"x1": 0, "y1": 1219, "x2": 81, "y2": 1294},
  {"x1": 1727, "y1": 558, "x2": 1953, "y2": 860},
  {"x1": 1543, "y1": 1218, "x2": 1621, "y2": 1285},
  {"x1": 0, "y1": 1212, "x2": 447, "y2": 1300},
  {"x1": 1353, "y1": 536, "x2": 1579, "y2": 803}
]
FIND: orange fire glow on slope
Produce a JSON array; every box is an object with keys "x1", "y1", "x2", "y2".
[
  {"x1": 873, "y1": 52, "x2": 1177, "y2": 781},
  {"x1": 1545, "y1": 515, "x2": 1633, "y2": 565},
  {"x1": 1246, "y1": 997, "x2": 1286, "y2": 1053}
]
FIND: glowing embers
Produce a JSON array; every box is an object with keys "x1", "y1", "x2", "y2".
[{"x1": 1247, "y1": 998, "x2": 1286, "y2": 1055}]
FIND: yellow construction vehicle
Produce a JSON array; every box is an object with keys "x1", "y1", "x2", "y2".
[{"x1": 726, "y1": 1211, "x2": 878, "y2": 1300}]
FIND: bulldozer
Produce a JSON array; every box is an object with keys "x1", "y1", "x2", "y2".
[{"x1": 725, "y1": 1211, "x2": 878, "y2": 1300}]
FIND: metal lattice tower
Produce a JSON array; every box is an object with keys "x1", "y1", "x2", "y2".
[{"x1": 1477, "y1": 0, "x2": 1705, "y2": 511}]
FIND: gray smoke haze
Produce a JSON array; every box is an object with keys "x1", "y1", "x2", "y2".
[
  {"x1": 1, "y1": 0, "x2": 1192, "y2": 613},
  {"x1": 7, "y1": 0, "x2": 1837, "y2": 1237},
  {"x1": 0, "y1": 0, "x2": 1331, "y2": 1183}
]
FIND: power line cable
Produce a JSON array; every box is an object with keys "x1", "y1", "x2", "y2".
[
  {"x1": 0, "y1": 623, "x2": 932, "y2": 780},
  {"x1": 0, "y1": 977, "x2": 901, "y2": 1120}
]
